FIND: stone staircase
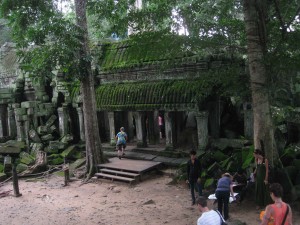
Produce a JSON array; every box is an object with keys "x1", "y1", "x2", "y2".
[{"x1": 95, "y1": 167, "x2": 140, "y2": 184}]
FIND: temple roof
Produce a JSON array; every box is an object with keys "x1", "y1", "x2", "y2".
[
  {"x1": 97, "y1": 35, "x2": 235, "y2": 73},
  {"x1": 95, "y1": 79, "x2": 215, "y2": 111}
]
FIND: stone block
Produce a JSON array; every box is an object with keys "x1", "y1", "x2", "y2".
[
  {"x1": 22, "y1": 115, "x2": 28, "y2": 121},
  {"x1": 27, "y1": 107, "x2": 34, "y2": 115},
  {"x1": 69, "y1": 158, "x2": 86, "y2": 171},
  {"x1": 49, "y1": 141, "x2": 67, "y2": 151},
  {"x1": 46, "y1": 115, "x2": 57, "y2": 127},
  {"x1": 61, "y1": 134, "x2": 73, "y2": 144},
  {"x1": 38, "y1": 104, "x2": 45, "y2": 110},
  {"x1": 14, "y1": 107, "x2": 26, "y2": 115},
  {"x1": 37, "y1": 126, "x2": 49, "y2": 135},
  {"x1": 28, "y1": 129, "x2": 42, "y2": 143},
  {"x1": 44, "y1": 103, "x2": 54, "y2": 109},
  {"x1": 19, "y1": 152, "x2": 35, "y2": 165},
  {"x1": 21, "y1": 101, "x2": 39, "y2": 108},
  {"x1": 49, "y1": 125, "x2": 57, "y2": 133},
  {"x1": 61, "y1": 145, "x2": 77, "y2": 158},
  {"x1": 12, "y1": 103, "x2": 21, "y2": 108},
  {"x1": 41, "y1": 134, "x2": 54, "y2": 141},
  {"x1": 31, "y1": 143, "x2": 44, "y2": 152},
  {"x1": 48, "y1": 154, "x2": 64, "y2": 165}
]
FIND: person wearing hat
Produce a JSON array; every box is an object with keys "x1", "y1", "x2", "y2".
[
  {"x1": 215, "y1": 172, "x2": 235, "y2": 221},
  {"x1": 115, "y1": 127, "x2": 128, "y2": 159}
]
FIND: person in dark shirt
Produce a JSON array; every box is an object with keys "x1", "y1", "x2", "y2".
[
  {"x1": 186, "y1": 150, "x2": 202, "y2": 205},
  {"x1": 232, "y1": 168, "x2": 248, "y2": 202}
]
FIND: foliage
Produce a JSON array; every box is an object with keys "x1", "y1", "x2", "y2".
[
  {"x1": 0, "y1": 18, "x2": 11, "y2": 45},
  {"x1": 0, "y1": 0, "x2": 85, "y2": 81}
]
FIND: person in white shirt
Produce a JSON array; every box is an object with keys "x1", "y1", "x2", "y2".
[{"x1": 196, "y1": 196, "x2": 222, "y2": 225}]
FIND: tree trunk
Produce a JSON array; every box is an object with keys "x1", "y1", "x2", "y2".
[
  {"x1": 74, "y1": 0, "x2": 104, "y2": 178},
  {"x1": 243, "y1": 0, "x2": 278, "y2": 167}
]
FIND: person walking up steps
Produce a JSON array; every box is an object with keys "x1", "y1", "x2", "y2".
[{"x1": 115, "y1": 127, "x2": 128, "y2": 159}]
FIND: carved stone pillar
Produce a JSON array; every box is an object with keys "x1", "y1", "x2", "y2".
[
  {"x1": 0, "y1": 104, "x2": 7, "y2": 137},
  {"x1": 147, "y1": 111, "x2": 160, "y2": 145},
  {"x1": 76, "y1": 107, "x2": 85, "y2": 142},
  {"x1": 7, "y1": 104, "x2": 16, "y2": 138},
  {"x1": 127, "y1": 111, "x2": 134, "y2": 142},
  {"x1": 195, "y1": 111, "x2": 209, "y2": 151},
  {"x1": 24, "y1": 118, "x2": 30, "y2": 146},
  {"x1": 243, "y1": 103, "x2": 253, "y2": 139},
  {"x1": 107, "y1": 112, "x2": 116, "y2": 145},
  {"x1": 57, "y1": 105, "x2": 69, "y2": 137},
  {"x1": 164, "y1": 111, "x2": 174, "y2": 150},
  {"x1": 13, "y1": 104, "x2": 25, "y2": 141},
  {"x1": 133, "y1": 111, "x2": 147, "y2": 147}
]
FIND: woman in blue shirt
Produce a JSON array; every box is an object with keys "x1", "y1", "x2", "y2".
[
  {"x1": 215, "y1": 172, "x2": 235, "y2": 221},
  {"x1": 115, "y1": 127, "x2": 128, "y2": 159}
]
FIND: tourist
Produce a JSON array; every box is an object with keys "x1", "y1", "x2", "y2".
[
  {"x1": 260, "y1": 183, "x2": 292, "y2": 225},
  {"x1": 186, "y1": 150, "x2": 202, "y2": 205},
  {"x1": 115, "y1": 127, "x2": 128, "y2": 159},
  {"x1": 196, "y1": 196, "x2": 222, "y2": 225},
  {"x1": 158, "y1": 113, "x2": 164, "y2": 139},
  {"x1": 215, "y1": 172, "x2": 235, "y2": 221},
  {"x1": 253, "y1": 149, "x2": 271, "y2": 208}
]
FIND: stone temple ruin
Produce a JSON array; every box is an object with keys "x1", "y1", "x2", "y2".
[
  {"x1": 0, "y1": 40, "x2": 255, "y2": 179},
  {"x1": 0, "y1": 42, "x2": 86, "y2": 177}
]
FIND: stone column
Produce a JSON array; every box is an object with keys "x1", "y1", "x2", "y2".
[
  {"x1": 0, "y1": 104, "x2": 7, "y2": 137},
  {"x1": 7, "y1": 104, "x2": 17, "y2": 138},
  {"x1": 127, "y1": 111, "x2": 134, "y2": 142},
  {"x1": 133, "y1": 111, "x2": 147, "y2": 147},
  {"x1": 243, "y1": 103, "x2": 253, "y2": 139},
  {"x1": 76, "y1": 107, "x2": 85, "y2": 142},
  {"x1": 147, "y1": 111, "x2": 160, "y2": 145},
  {"x1": 22, "y1": 112, "x2": 29, "y2": 145},
  {"x1": 107, "y1": 112, "x2": 116, "y2": 145},
  {"x1": 164, "y1": 111, "x2": 174, "y2": 150},
  {"x1": 14, "y1": 104, "x2": 26, "y2": 141},
  {"x1": 57, "y1": 105, "x2": 69, "y2": 137},
  {"x1": 195, "y1": 111, "x2": 209, "y2": 151}
]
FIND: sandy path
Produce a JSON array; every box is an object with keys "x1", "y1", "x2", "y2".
[{"x1": 0, "y1": 174, "x2": 299, "y2": 225}]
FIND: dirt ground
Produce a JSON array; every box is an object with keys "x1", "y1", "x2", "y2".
[{"x1": 0, "y1": 172, "x2": 299, "y2": 225}]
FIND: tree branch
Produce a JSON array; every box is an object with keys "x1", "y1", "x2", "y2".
[{"x1": 273, "y1": 0, "x2": 287, "y2": 39}]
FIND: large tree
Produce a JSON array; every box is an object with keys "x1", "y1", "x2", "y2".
[
  {"x1": 74, "y1": 0, "x2": 103, "y2": 177},
  {"x1": 0, "y1": 0, "x2": 104, "y2": 178}
]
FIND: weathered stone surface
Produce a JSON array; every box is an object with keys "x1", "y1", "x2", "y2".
[
  {"x1": 16, "y1": 163, "x2": 28, "y2": 173},
  {"x1": 14, "y1": 107, "x2": 26, "y2": 115},
  {"x1": 41, "y1": 134, "x2": 54, "y2": 141},
  {"x1": 19, "y1": 152, "x2": 35, "y2": 165},
  {"x1": 37, "y1": 126, "x2": 49, "y2": 135},
  {"x1": 69, "y1": 158, "x2": 86, "y2": 171},
  {"x1": 48, "y1": 154, "x2": 64, "y2": 165},
  {"x1": 49, "y1": 141, "x2": 67, "y2": 151},
  {"x1": 27, "y1": 107, "x2": 34, "y2": 115},
  {"x1": 21, "y1": 101, "x2": 39, "y2": 108},
  {"x1": 49, "y1": 125, "x2": 56, "y2": 133},
  {"x1": 29, "y1": 129, "x2": 41, "y2": 143},
  {"x1": 31, "y1": 143, "x2": 44, "y2": 152},
  {"x1": 61, "y1": 134, "x2": 73, "y2": 144},
  {"x1": 45, "y1": 115, "x2": 57, "y2": 127},
  {"x1": 211, "y1": 138, "x2": 250, "y2": 150},
  {"x1": 61, "y1": 145, "x2": 77, "y2": 158}
]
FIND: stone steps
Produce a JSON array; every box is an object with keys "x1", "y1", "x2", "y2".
[{"x1": 94, "y1": 166, "x2": 140, "y2": 184}]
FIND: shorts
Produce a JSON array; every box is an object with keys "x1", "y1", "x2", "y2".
[{"x1": 116, "y1": 143, "x2": 126, "y2": 150}]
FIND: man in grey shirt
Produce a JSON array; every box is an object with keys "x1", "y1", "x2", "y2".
[{"x1": 196, "y1": 197, "x2": 222, "y2": 225}]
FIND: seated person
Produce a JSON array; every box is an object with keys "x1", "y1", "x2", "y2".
[{"x1": 232, "y1": 168, "x2": 247, "y2": 202}]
